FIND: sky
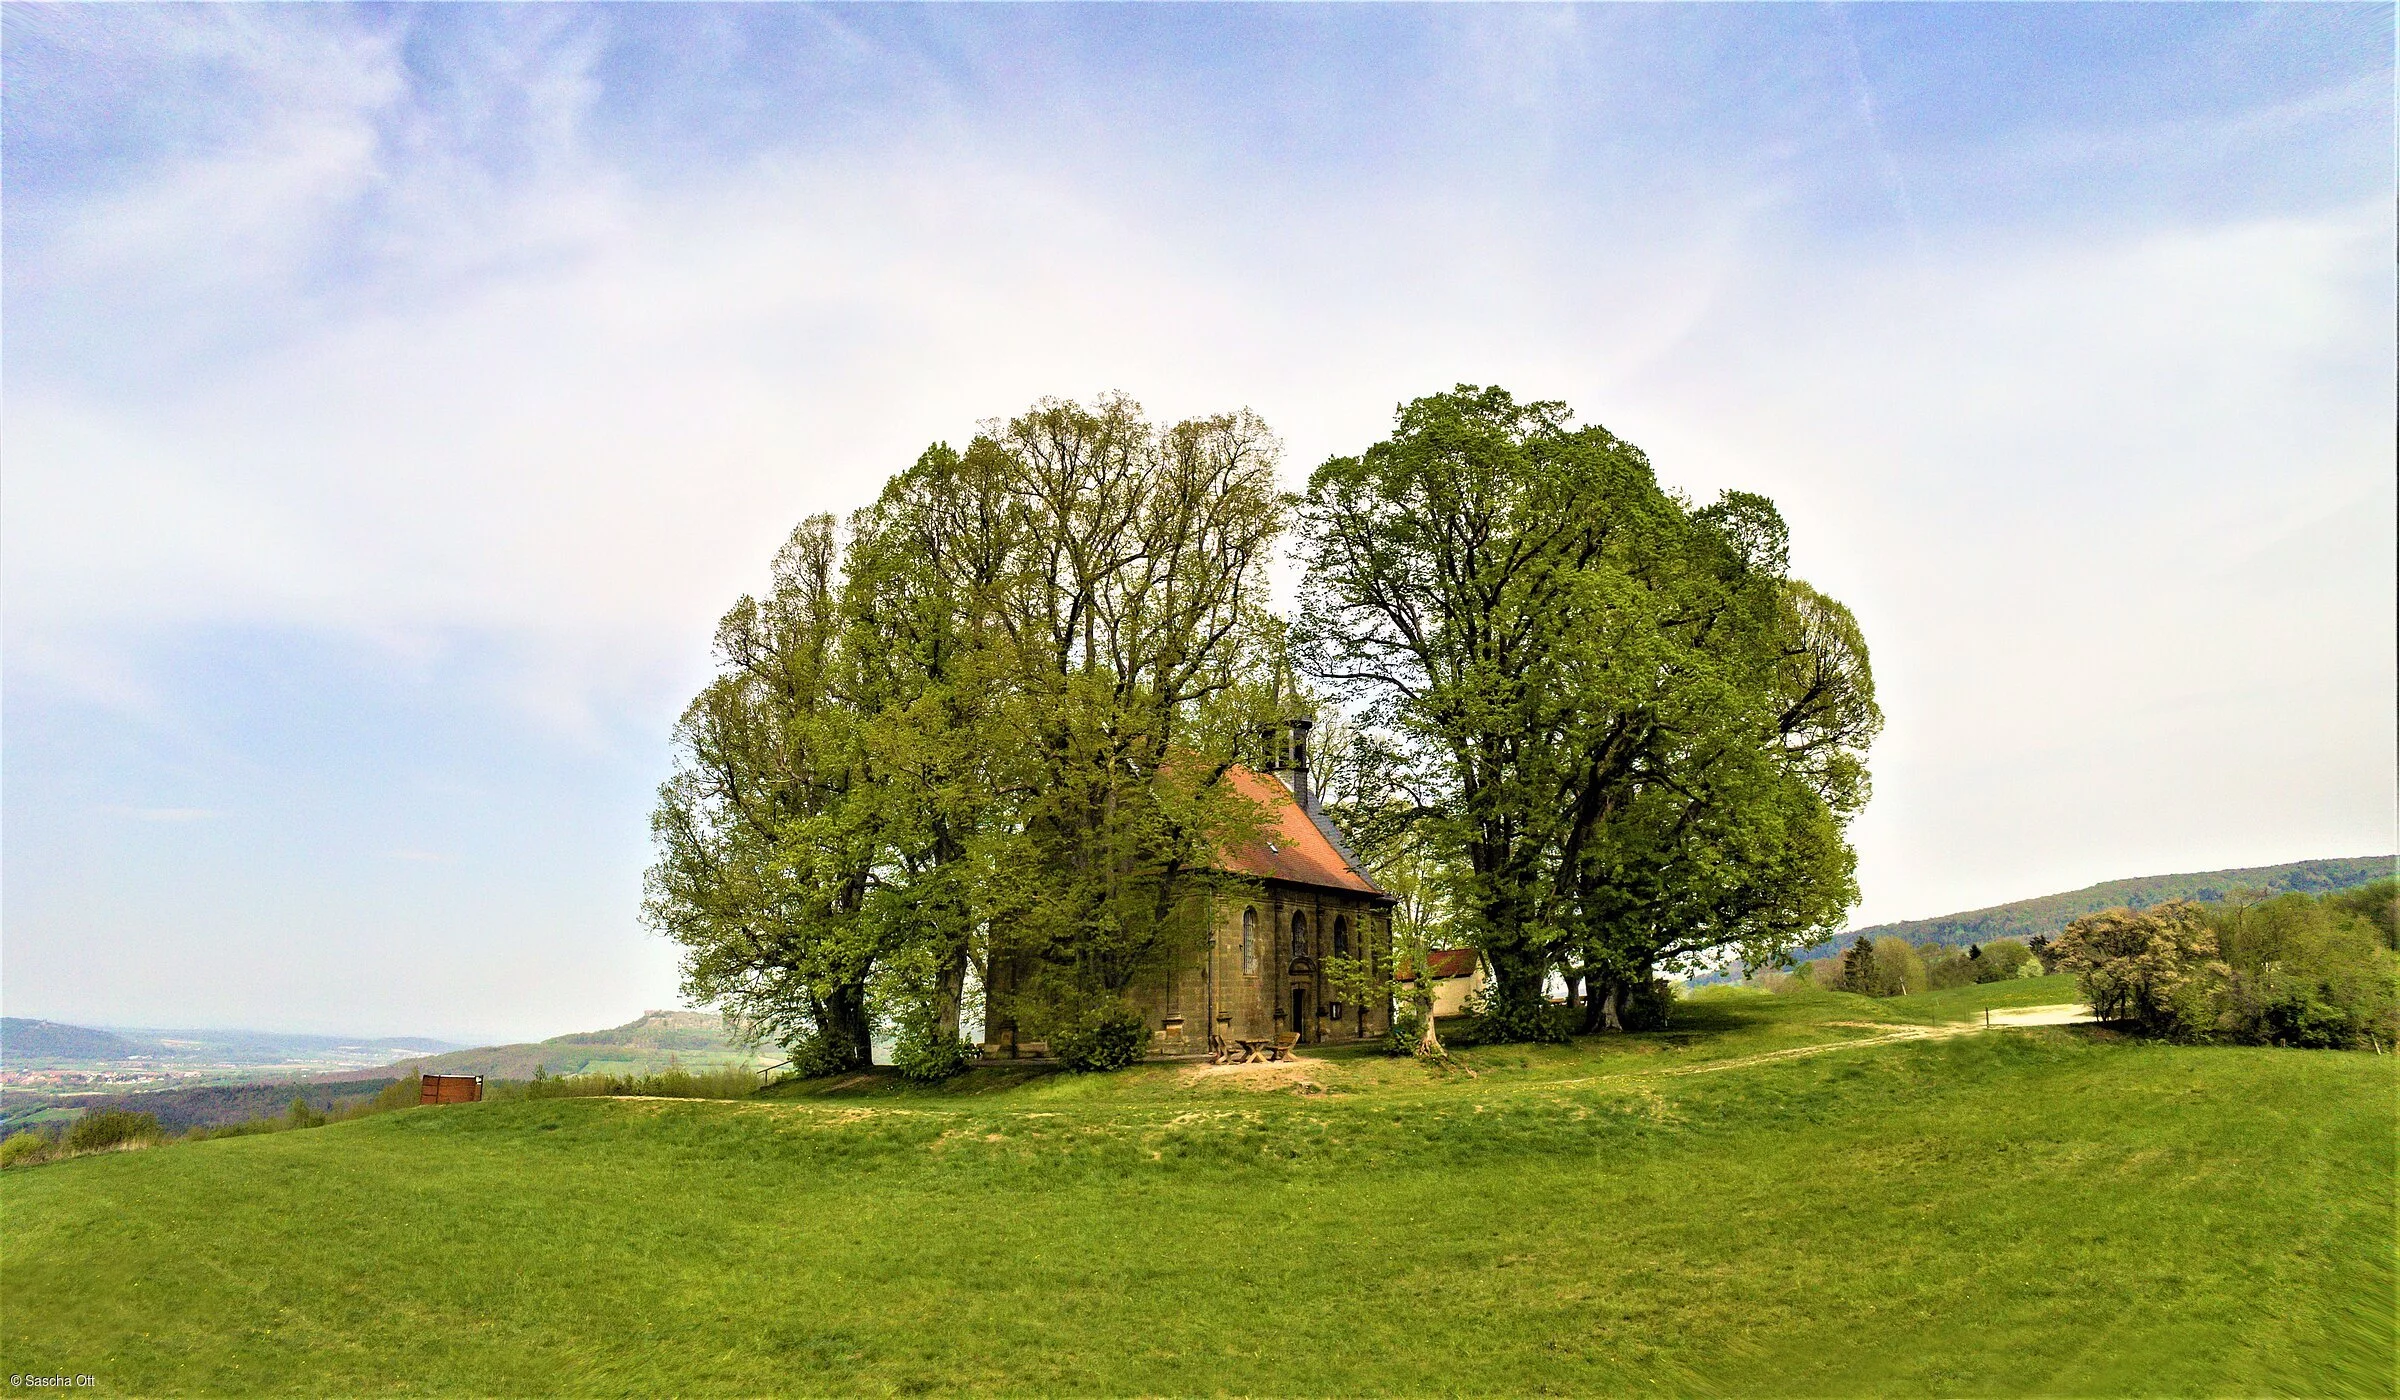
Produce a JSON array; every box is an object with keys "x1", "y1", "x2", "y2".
[{"x1": 4, "y1": 3, "x2": 2392, "y2": 1043}]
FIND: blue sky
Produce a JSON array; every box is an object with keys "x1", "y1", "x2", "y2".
[{"x1": 5, "y1": 3, "x2": 2392, "y2": 1041}]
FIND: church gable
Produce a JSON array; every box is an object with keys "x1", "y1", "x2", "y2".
[{"x1": 1212, "y1": 764, "x2": 1389, "y2": 899}]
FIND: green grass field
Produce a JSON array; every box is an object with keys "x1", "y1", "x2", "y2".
[{"x1": 4, "y1": 980, "x2": 2392, "y2": 1396}]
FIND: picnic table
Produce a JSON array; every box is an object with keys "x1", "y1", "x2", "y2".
[
  {"x1": 1229, "y1": 1035, "x2": 1301, "y2": 1063},
  {"x1": 1211, "y1": 1034, "x2": 1303, "y2": 1065}
]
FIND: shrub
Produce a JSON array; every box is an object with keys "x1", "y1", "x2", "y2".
[
  {"x1": 1871, "y1": 938, "x2": 1929, "y2": 996},
  {"x1": 1, "y1": 1130, "x2": 55, "y2": 1169},
  {"x1": 65, "y1": 1110, "x2": 164, "y2": 1154},
  {"x1": 1049, "y1": 1001, "x2": 1150, "y2": 1072},
  {"x1": 2050, "y1": 902, "x2": 2223, "y2": 1038},
  {"x1": 1929, "y1": 951, "x2": 1978, "y2": 990},
  {"x1": 893, "y1": 1031, "x2": 978, "y2": 1083},
  {"x1": 784, "y1": 1031, "x2": 857, "y2": 1080},
  {"x1": 1837, "y1": 937, "x2": 1926, "y2": 997},
  {"x1": 365, "y1": 1076, "x2": 423, "y2": 1114},
  {"x1": 1974, "y1": 939, "x2": 2037, "y2": 982},
  {"x1": 2205, "y1": 893, "x2": 2398, "y2": 1049},
  {"x1": 1618, "y1": 978, "x2": 1675, "y2": 1032},
  {"x1": 1468, "y1": 987, "x2": 1571, "y2": 1044}
]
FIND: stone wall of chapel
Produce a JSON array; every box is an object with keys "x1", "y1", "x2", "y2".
[
  {"x1": 1030, "y1": 885, "x2": 1397, "y2": 1059},
  {"x1": 1127, "y1": 884, "x2": 1393, "y2": 1053}
]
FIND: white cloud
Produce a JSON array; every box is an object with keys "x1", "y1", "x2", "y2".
[{"x1": 4, "y1": 6, "x2": 2390, "y2": 1033}]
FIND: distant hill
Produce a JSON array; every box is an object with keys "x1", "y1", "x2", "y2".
[
  {"x1": 0, "y1": 1020, "x2": 462, "y2": 1070},
  {"x1": 373, "y1": 1010, "x2": 764, "y2": 1081},
  {"x1": 0, "y1": 1019, "x2": 145, "y2": 1064},
  {"x1": 1794, "y1": 854, "x2": 2396, "y2": 965}
]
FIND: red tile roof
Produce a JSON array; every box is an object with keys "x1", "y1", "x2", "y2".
[
  {"x1": 1396, "y1": 948, "x2": 1481, "y2": 982},
  {"x1": 1212, "y1": 764, "x2": 1388, "y2": 898}
]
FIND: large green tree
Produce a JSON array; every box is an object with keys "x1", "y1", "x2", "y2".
[
  {"x1": 647, "y1": 396, "x2": 1290, "y2": 1074},
  {"x1": 644, "y1": 517, "x2": 886, "y2": 1070},
  {"x1": 1297, "y1": 387, "x2": 1878, "y2": 1034}
]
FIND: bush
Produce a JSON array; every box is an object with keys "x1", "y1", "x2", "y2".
[
  {"x1": 365, "y1": 1076, "x2": 423, "y2": 1114},
  {"x1": 1836, "y1": 936, "x2": 1926, "y2": 997},
  {"x1": 892, "y1": 1031, "x2": 978, "y2": 1083},
  {"x1": 1384, "y1": 1008, "x2": 1427, "y2": 1056},
  {"x1": 2205, "y1": 893, "x2": 2398, "y2": 1049},
  {"x1": 1928, "y1": 951, "x2": 1978, "y2": 990},
  {"x1": 65, "y1": 1110, "x2": 163, "y2": 1154},
  {"x1": 1048, "y1": 1001, "x2": 1150, "y2": 1072},
  {"x1": 1618, "y1": 978, "x2": 1675, "y2": 1032},
  {"x1": 1973, "y1": 939, "x2": 2037, "y2": 982},
  {"x1": 1468, "y1": 987, "x2": 1571, "y2": 1044},
  {"x1": 784, "y1": 1031, "x2": 857, "y2": 1080},
  {"x1": 1, "y1": 1130, "x2": 56, "y2": 1169},
  {"x1": 1872, "y1": 938, "x2": 1929, "y2": 996},
  {"x1": 2051, "y1": 902, "x2": 2222, "y2": 1038}
]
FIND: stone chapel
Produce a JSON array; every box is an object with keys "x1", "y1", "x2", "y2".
[{"x1": 981, "y1": 719, "x2": 1397, "y2": 1059}]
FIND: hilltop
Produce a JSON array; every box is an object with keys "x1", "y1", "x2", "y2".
[
  {"x1": 0, "y1": 1020, "x2": 145, "y2": 1065},
  {"x1": 1792, "y1": 854, "x2": 2395, "y2": 965},
  {"x1": 377, "y1": 1009, "x2": 764, "y2": 1081},
  {"x1": 4, "y1": 980, "x2": 2390, "y2": 1396}
]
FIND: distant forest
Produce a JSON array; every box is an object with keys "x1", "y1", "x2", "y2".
[
  {"x1": 0, "y1": 1079, "x2": 402, "y2": 1137},
  {"x1": 1787, "y1": 855, "x2": 2395, "y2": 966}
]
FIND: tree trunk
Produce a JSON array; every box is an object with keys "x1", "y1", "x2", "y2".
[
  {"x1": 825, "y1": 981, "x2": 875, "y2": 1069},
  {"x1": 1600, "y1": 983, "x2": 1624, "y2": 1033},
  {"x1": 934, "y1": 946, "x2": 969, "y2": 1044},
  {"x1": 1579, "y1": 981, "x2": 1608, "y2": 1035}
]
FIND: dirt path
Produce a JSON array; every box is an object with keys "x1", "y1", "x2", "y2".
[{"x1": 1544, "y1": 1003, "x2": 2096, "y2": 1089}]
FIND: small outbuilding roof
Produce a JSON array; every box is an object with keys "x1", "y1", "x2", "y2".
[
  {"x1": 1212, "y1": 764, "x2": 1390, "y2": 900},
  {"x1": 1397, "y1": 948, "x2": 1481, "y2": 982}
]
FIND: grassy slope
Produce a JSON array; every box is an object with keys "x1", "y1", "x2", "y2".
[{"x1": 4, "y1": 984, "x2": 2391, "y2": 1397}]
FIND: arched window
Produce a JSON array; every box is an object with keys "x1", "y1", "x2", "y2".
[
  {"x1": 1292, "y1": 911, "x2": 1309, "y2": 953},
  {"x1": 1333, "y1": 916, "x2": 1350, "y2": 957},
  {"x1": 1241, "y1": 908, "x2": 1257, "y2": 975}
]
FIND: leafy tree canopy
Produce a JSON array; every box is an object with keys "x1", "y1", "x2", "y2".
[{"x1": 1296, "y1": 386, "x2": 1879, "y2": 1035}]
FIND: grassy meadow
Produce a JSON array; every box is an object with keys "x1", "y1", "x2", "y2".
[{"x1": 3, "y1": 979, "x2": 2391, "y2": 1396}]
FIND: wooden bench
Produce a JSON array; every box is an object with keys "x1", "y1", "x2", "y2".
[{"x1": 1266, "y1": 1032, "x2": 1300, "y2": 1062}]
